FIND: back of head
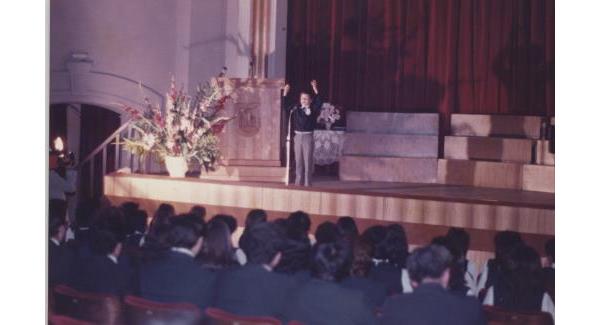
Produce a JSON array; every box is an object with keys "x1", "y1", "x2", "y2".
[
  {"x1": 149, "y1": 204, "x2": 175, "y2": 237},
  {"x1": 446, "y1": 227, "x2": 470, "y2": 258},
  {"x1": 242, "y1": 222, "x2": 284, "y2": 265},
  {"x1": 312, "y1": 241, "x2": 352, "y2": 282},
  {"x1": 375, "y1": 224, "x2": 408, "y2": 267},
  {"x1": 287, "y1": 211, "x2": 311, "y2": 241},
  {"x1": 92, "y1": 206, "x2": 127, "y2": 240},
  {"x1": 350, "y1": 238, "x2": 375, "y2": 278},
  {"x1": 406, "y1": 244, "x2": 452, "y2": 285},
  {"x1": 189, "y1": 205, "x2": 206, "y2": 222},
  {"x1": 336, "y1": 216, "x2": 359, "y2": 241},
  {"x1": 200, "y1": 219, "x2": 235, "y2": 269},
  {"x1": 245, "y1": 209, "x2": 267, "y2": 229},
  {"x1": 430, "y1": 236, "x2": 467, "y2": 292},
  {"x1": 315, "y1": 221, "x2": 341, "y2": 244},
  {"x1": 166, "y1": 216, "x2": 205, "y2": 249},
  {"x1": 503, "y1": 244, "x2": 544, "y2": 309},
  {"x1": 362, "y1": 225, "x2": 388, "y2": 252},
  {"x1": 210, "y1": 214, "x2": 238, "y2": 234}
]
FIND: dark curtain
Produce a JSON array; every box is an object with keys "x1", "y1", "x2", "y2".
[
  {"x1": 79, "y1": 104, "x2": 120, "y2": 200},
  {"x1": 286, "y1": 0, "x2": 554, "y2": 127}
]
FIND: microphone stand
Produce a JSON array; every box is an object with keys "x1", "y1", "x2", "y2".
[{"x1": 285, "y1": 106, "x2": 298, "y2": 185}]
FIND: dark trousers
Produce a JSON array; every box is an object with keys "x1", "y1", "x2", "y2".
[{"x1": 294, "y1": 132, "x2": 314, "y2": 186}]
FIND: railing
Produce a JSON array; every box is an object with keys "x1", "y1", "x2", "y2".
[{"x1": 76, "y1": 119, "x2": 161, "y2": 199}]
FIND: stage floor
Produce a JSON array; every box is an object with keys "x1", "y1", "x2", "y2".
[{"x1": 182, "y1": 175, "x2": 554, "y2": 209}]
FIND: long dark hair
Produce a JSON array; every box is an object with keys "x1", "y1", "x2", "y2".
[
  {"x1": 198, "y1": 219, "x2": 237, "y2": 269},
  {"x1": 502, "y1": 244, "x2": 545, "y2": 310},
  {"x1": 374, "y1": 224, "x2": 409, "y2": 268}
]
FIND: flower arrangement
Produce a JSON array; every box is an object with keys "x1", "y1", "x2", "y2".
[
  {"x1": 317, "y1": 102, "x2": 341, "y2": 129},
  {"x1": 121, "y1": 76, "x2": 234, "y2": 173}
]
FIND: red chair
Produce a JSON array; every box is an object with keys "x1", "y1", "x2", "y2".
[
  {"x1": 123, "y1": 295, "x2": 203, "y2": 325},
  {"x1": 204, "y1": 307, "x2": 282, "y2": 325},
  {"x1": 483, "y1": 306, "x2": 553, "y2": 325},
  {"x1": 49, "y1": 315, "x2": 94, "y2": 325},
  {"x1": 53, "y1": 285, "x2": 121, "y2": 325}
]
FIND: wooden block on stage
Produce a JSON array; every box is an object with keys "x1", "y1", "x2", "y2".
[
  {"x1": 199, "y1": 165, "x2": 287, "y2": 183},
  {"x1": 339, "y1": 156, "x2": 438, "y2": 183},
  {"x1": 438, "y1": 159, "x2": 554, "y2": 193},
  {"x1": 344, "y1": 133, "x2": 438, "y2": 158},
  {"x1": 444, "y1": 136, "x2": 535, "y2": 164},
  {"x1": 346, "y1": 112, "x2": 439, "y2": 135},
  {"x1": 535, "y1": 140, "x2": 554, "y2": 166},
  {"x1": 523, "y1": 165, "x2": 555, "y2": 193},
  {"x1": 451, "y1": 114, "x2": 543, "y2": 139}
]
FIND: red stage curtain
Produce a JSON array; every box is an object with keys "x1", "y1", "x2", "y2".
[{"x1": 286, "y1": 0, "x2": 554, "y2": 124}]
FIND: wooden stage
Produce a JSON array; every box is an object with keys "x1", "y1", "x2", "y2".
[{"x1": 104, "y1": 173, "x2": 554, "y2": 266}]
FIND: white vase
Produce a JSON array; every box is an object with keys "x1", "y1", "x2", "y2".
[
  {"x1": 164, "y1": 156, "x2": 188, "y2": 178},
  {"x1": 325, "y1": 122, "x2": 333, "y2": 130}
]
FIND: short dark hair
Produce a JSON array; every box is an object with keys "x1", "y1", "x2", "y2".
[
  {"x1": 287, "y1": 211, "x2": 311, "y2": 240},
  {"x1": 49, "y1": 215, "x2": 66, "y2": 237},
  {"x1": 362, "y1": 225, "x2": 388, "y2": 250},
  {"x1": 245, "y1": 209, "x2": 267, "y2": 228},
  {"x1": 494, "y1": 231, "x2": 523, "y2": 260},
  {"x1": 299, "y1": 90, "x2": 313, "y2": 98},
  {"x1": 312, "y1": 241, "x2": 352, "y2": 281},
  {"x1": 337, "y1": 216, "x2": 359, "y2": 240},
  {"x1": 210, "y1": 214, "x2": 237, "y2": 234},
  {"x1": 406, "y1": 244, "x2": 452, "y2": 284},
  {"x1": 315, "y1": 221, "x2": 341, "y2": 244},
  {"x1": 189, "y1": 205, "x2": 206, "y2": 222},
  {"x1": 241, "y1": 222, "x2": 284, "y2": 265},
  {"x1": 446, "y1": 227, "x2": 470, "y2": 257},
  {"x1": 166, "y1": 216, "x2": 205, "y2": 249},
  {"x1": 375, "y1": 224, "x2": 409, "y2": 267}
]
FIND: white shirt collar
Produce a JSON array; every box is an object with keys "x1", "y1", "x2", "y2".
[
  {"x1": 262, "y1": 264, "x2": 273, "y2": 272},
  {"x1": 171, "y1": 247, "x2": 195, "y2": 258},
  {"x1": 107, "y1": 254, "x2": 118, "y2": 264},
  {"x1": 50, "y1": 238, "x2": 60, "y2": 246}
]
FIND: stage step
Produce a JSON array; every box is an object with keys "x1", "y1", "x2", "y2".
[
  {"x1": 199, "y1": 165, "x2": 286, "y2": 183},
  {"x1": 344, "y1": 133, "x2": 438, "y2": 158},
  {"x1": 437, "y1": 159, "x2": 554, "y2": 193},
  {"x1": 451, "y1": 114, "x2": 544, "y2": 139},
  {"x1": 535, "y1": 140, "x2": 554, "y2": 166},
  {"x1": 347, "y1": 112, "x2": 439, "y2": 135},
  {"x1": 339, "y1": 156, "x2": 438, "y2": 183},
  {"x1": 444, "y1": 136, "x2": 535, "y2": 164}
]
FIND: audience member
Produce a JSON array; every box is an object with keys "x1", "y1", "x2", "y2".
[
  {"x1": 477, "y1": 231, "x2": 523, "y2": 293},
  {"x1": 341, "y1": 238, "x2": 387, "y2": 309},
  {"x1": 283, "y1": 242, "x2": 377, "y2": 325},
  {"x1": 49, "y1": 215, "x2": 72, "y2": 287},
  {"x1": 286, "y1": 211, "x2": 312, "y2": 245},
  {"x1": 139, "y1": 217, "x2": 217, "y2": 308},
  {"x1": 380, "y1": 245, "x2": 486, "y2": 325},
  {"x1": 337, "y1": 216, "x2": 359, "y2": 243},
  {"x1": 369, "y1": 224, "x2": 410, "y2": 295},
  {"x1": 189, "y1": 205, "x2": 207, "y2": 222},
  {"x1": 543, "y1": 238, "x2": 555, "y2": 301},
  {"x1": 483, "y1": 244, "x2": 554, "y2": 320},
  {"x1": 214, "y1": 222, "x2": 296, "y2": 318},
  {"x1": 198, "y1": 219, "x2": 238, "y2": 270},
  {"x1": 446, "y1": 227, "x2": 478, "y2": 293},
  {"x1": 244, "y1": 209, "x2": 268, "y2": 229},
  {"x1": 431, "y1": 236, "x2": 471, "y2": 296},
  {"x1": 142, "y1": 203, "x2": 175, "y2": 251},
  {"x1": 315, "y1": 221, "x2": 341, "y2": 244}
]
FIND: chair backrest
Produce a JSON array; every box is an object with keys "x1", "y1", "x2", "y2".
[
  {"x1": 483, "y1": 306, "x2": 554, "y2": 325},
  {"x1": 53, "y1": 285, "x2": 121, "y2": 325},
  {"x1": 49, "y1": 314, "x2": 94, "y2": 325},
  {"x1": 123, "y1": 295, "x2": 203, "y2": 325},
  {"x1": 204, "y1": 307, "x2": 282, "y2": 325}
]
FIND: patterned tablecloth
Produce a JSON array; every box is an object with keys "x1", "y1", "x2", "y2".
[{"x1": 313, "y1": 130, "x2": 345, "y2": 165}]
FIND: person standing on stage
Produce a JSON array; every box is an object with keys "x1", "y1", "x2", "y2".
[{"x1": 283, "y1": 80, "x2": 322, "y2": 186}]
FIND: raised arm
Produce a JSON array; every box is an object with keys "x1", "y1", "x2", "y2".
[
  {"x1": 282, "y1": 83, "x2": 294, "y2": 111},
  {"x1": 310, "y1": 79, "x2": 323, "y2": 110}
]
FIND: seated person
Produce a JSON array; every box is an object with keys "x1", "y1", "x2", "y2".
[
  {"x1": 483, "y1": 243, "x2": 554, "y2": 320},
  {"x1": 76, "y1": 229, "x2": 133, "y2": 296},
  {"x1": 543, "y1": 238, "x2": 555, "y2": 301},
  {"x1": 336, "y1": 216, "x2": 359, "y2": 243},
  {"x1": 214, "y1": 222, "x2": 296, "y2": 318},
  {"x1": 315, "y1": 221, "x2": 341, "y2": 245},
  {"x1": 49, "y1": 215, "x2": 73, "y2": 287},
  {"x1": 283, "y1": 242, "x2": 377, "y2": 325},
  {"x1": 430, "y1": 236, "x2": 473, "y2": 296},
  {"x1": 476, "y1": 230, "x2": 523, "y2": 294},
  {"x1": 197, "y1": 219, "x2": 239, "y2": 270},
  {"x1": 380, "y1": 244, "x2": 486, "y2": 325},
  {"x1": 286, "y1": 211, "x2": 312, "y2": 246},
  {"x1": 369, "y1": 224, "x2": 411, "y2": 295},
  {"x1": 139, "y1": 217, "x2": 217, "y2": 308},
  {"x1": 209, "y1": 214, "x2": 245, "y2": 265},
  {"x1": 446, "y1": 227, "x2": 479, "y2": 293},
  {"x1": 341, "y1": 238, "x2": 387, "y2": 309}
]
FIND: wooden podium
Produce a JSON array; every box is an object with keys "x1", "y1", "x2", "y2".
[{"x1": 200, "y1": 78, "x2": 287, "y2": 182}]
